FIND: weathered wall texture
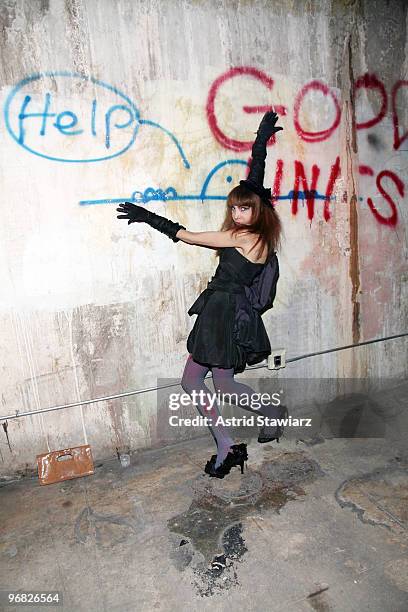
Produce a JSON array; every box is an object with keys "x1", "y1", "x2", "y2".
[{"x1": 0, "y1": 0, "x2": 407, "y2": 475}]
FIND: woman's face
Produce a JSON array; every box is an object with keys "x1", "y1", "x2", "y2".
[{"x1": 231, "y1": 205, "x2": 253, "y2": 226}]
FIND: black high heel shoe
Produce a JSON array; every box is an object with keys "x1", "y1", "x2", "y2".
[
  {"x1": 204, "y1": 443, "x2": 248, "y2": 479},
  {"x1": 257, "y1": 405, "x2": 289, "y2": 444}
]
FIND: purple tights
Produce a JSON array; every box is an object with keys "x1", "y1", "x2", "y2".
[{"x1": 181, "y1": 354, "x2": 278, "y2": 468}]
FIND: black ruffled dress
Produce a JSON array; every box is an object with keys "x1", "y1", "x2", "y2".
[{"x1": 187, "y1": 247, "x2": 279, "y2": 374}]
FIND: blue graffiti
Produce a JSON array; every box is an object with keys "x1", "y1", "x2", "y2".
[
  {"x1": 4, "y1": 72, "x2": 190, "y2": 167},
  {"x1": 79, "y1": 159, "x2": 333, "y2": 206}
]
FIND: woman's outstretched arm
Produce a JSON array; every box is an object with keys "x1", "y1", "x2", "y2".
[
  {"x1": 116, "y1": 202, "x2": 249, "y2": 248},
  {"x1": 176, "y1": 228, "x2": 248, "y2": 248}
]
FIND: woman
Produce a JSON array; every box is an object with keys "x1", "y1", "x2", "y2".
[{"x1": 117, "y1": 112, "x2": 285, "y2": 479}]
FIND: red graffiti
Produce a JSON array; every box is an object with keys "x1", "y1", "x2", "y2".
[
  {"x1": 275, "y1": 159, "x2": 403, "y2": 227},
  {"x1": 292, "y1": 161, "x2": 320, "y2": 220},
  {"x1": 206, "y1": 67, "x2": 406, "y2": 227},
  {"x1": 359, "y1": 165, "x2": 403, "y2": 226},
  {"x1": 206, "y1": 67, "x2": 280, "y2": 152},
  {"x1": 355, "y1": 74, "x2": 387, "y2": 129},
  {"x1": 324, "y1": 156, "x2": 341, "y2": 221},
  {"x1": 366, "y1": 170, "x2": 404, "y2": 227},
  {"x1": 272, "y1": 159, "x2": 284, "y2": 203},
  {"x1": 243, "y1": 105, "x2": 288, "y2": 116},
  {"x1": 392, "y1": 80, "x2": 408, "y2": 150},
  {"x1": 293, "y1": 81, "x2": 341, "y2": 143},
  {"x1": 359, "y1": 165, "x2": 374, "y2": 176},
  {"x1": 207, "y1": 67, "x2": 408, "y2": 151}
]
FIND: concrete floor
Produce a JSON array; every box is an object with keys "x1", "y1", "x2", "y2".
[{"x1": 1, "y1": 398, "x2": 408, "y2": 611}]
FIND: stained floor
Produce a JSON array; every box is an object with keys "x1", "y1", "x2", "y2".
[{"x1": 1, "y1": 425, "x2": 408, "y2": 611}]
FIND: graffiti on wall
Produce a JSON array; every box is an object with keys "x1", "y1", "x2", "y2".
[
  {"x1": 206, "y1": 67, "x2": 406, "y2": 227},
  {"x1": 3, "y1": 69, "x2": 406, "y2": 227},
  {"x1": 4, "y1": 72, "x2": 190, "y2": 167}
]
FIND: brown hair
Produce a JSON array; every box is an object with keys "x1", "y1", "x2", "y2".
[{"x1": 215, "y1": 184, "x2": 282, "y2": 260}]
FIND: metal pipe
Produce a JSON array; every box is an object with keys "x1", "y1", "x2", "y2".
[{"x1": 1, "y1": 332, "x2": 407, "y2": 422}]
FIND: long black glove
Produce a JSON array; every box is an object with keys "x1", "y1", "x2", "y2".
[
  {"x1": 240, "y1": 111, "x2": 283, "y2": 205},
  {"x1": 116, "y1": 202, "x2": 186, "y2": 243}
]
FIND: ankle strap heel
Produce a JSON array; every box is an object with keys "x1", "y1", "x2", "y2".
[{"x1": 204, "y1": 443, "x2": 248, "y2": 479}]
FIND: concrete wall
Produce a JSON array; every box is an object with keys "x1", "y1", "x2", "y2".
[{"x1": 0, "y1": 0, "x2": 407, "y2": 475}]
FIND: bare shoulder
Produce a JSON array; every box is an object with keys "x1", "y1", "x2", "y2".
[
  {"x1": 221, "y1": 228, "x2": 249, "y2": 246},
  {"x1": 232, "y1": 229, "x2": 253, "y2": 245},
  {"x1": 233, "y1": 231, "x2": 268, "y2": 264}
]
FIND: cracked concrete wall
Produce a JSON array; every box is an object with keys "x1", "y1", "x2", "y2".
[{"x1": 0, "y1": 0, "x2": 407, "y2": 475}]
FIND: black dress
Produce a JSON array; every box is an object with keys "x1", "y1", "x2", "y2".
[{"x1": 187, "y1": 247, "x2": 280, "y2": 374}]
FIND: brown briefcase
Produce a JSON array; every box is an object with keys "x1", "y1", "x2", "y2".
[{"x1": 37, "y1": 444, "x2": 94, "y2": 485}]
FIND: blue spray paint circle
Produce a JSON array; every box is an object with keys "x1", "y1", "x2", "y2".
[{"x1": 3, "y1": 72, "x2": 141, "y2": 163}]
